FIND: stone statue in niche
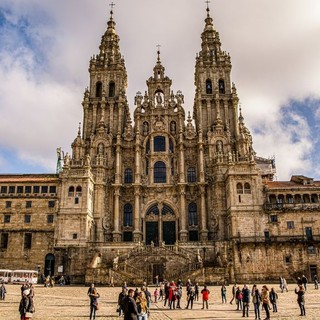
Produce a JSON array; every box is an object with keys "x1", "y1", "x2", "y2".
[
  {"x1": 155, "y1": 92, "x2": 163, "y2": 107},
  {"x1": 143, "y1": 122, "x2": 149, "y2": 135},
  {"x1": 170, "y1": 121, "x2": 176, "y2": 134}
]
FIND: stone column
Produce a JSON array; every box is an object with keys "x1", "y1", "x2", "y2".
[
  {"x1": 179, "y1": 185, "x2": 188, "y2": 242},
  {"x1": 199, "y1": 185, "x2": 208, "y2": 241},
  {"x1": 112, "y1": 187, "x2": 121, "y2": 242},
  {"x1": 133, "y1": 187, "x2": 142, "y2": 242}
]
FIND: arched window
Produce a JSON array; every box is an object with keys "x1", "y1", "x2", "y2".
[
  {"x1": 244, "y1": 183, "x2": 251, "y2": 194},
  {"x1": 187, "y1": 167, "x2": 196, "y2": 183},
  {"x1": 206, "y1": 79, "x2": 212, "y2": 94},
  {"x1": 109, "y1": 81, "x2": 115, "y2": 97},
  {"x1": 162, "y1": 204, "x2": 174, "y2": 215},
  {"x1": 123, "y1": 204, "x2": 133, "y2": 226},
  {"x1": 124, "y1": 168, "x2": 133, "y2": 184},
  {"x1": 147, "y1": 205, "x2": 159, "y2": 215},
  {"x1": 218, "y1": 79, "x2": 225, "y2": 94},
  {"x1": 95, "y1": 82, "x2": 102, "y2": 98},
  {"x1": 188, "y1": 203, "x2": 198, "y2": 226},
  {"x1": 76, "y1": 186, "x2": 82, "y2": 197},
  {"x1": 236, "y1": 183, "x2": 243, "y2": 194},
  {"x1": 286, "y1": 194, "x2": 294, "y2": 204},
  {"x1": 68, "y1": 186, "x2": 74, "y2": 197},
  {"x1": 154, "y1": 136, "x2": 166, "y2": 152},
  {"x1": 154, "y1": 161, "x2": 166, "y2": 183}
]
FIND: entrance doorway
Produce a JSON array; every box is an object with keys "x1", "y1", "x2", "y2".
[
  {"x1": 44, "y1": 253, "x2": 55, "y2": 276},
  {"x1": 163, "y1": 221, "x2": 176, "y2": 245},
  {"x1": 152, "y1": 264, "x2": 164, "y2": 283},
  {"x1": 146, "y1": 222, "x2": 158, "y2": 245},
  {"x1": 310, "y1": 265, "x2": 317, "y2": 280}
]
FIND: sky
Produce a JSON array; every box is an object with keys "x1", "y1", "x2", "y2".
[{"x1": 0, "y1": 0, "x2": 320, "y2": 181}]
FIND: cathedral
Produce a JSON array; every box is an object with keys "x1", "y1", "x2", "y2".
[{"x1": 0, "y1": 6, "x2": 319, "y2": 285}]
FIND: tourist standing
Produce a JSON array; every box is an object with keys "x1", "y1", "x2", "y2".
[
  {"x1": 118, "y1": 287, "x2": 127, "y2": 316},
  {"x1": 282, "y1": 278, "x2": 288, "y2": 292},
  {"x1": 230, "y1": 283, "x2": 237, "y2": 304},
  {"x1": 221, "y1": 284, "x2": 227, "y2": 303},
  {"x1": 301, "y1": 275, "x2": 308, "y2": 291},
  {"x1": 153, "y1": 288, "x2": 159, "y2": 303},
  {"x1": 279, "y1": 276, "x2": 284, "y2": 293},
  {"x1": 0, "y1": 282, "x2": 6, "y2": 300},
  {"x1": 88, "y1": 287, "x2": 100, "y2": 320},
  {"x1": 185, "y1": 286, "x2": 195, "y2": 309},
  {"x1": 242, "y1": 284, "x2": 250, "y2": 317},
  {"x1": 251, "y1": 284, "x2": 262, "y2": 320},
  {"x1": 123, "y1": 288, "x2": 139, "y2": 320},
  {"x1": 136, "y1": 291, "x2": 149, "y2": 320},
  {"x1": 313, "y1": 274, "x2": 319, "y2": 289},
  {"x1": 269, "y1": 287, "x2": 278, "y2": 312},
  {"x1": 295, "y1": 284, "x2": 306, "y2": 316},
  {"x1": 261, "y1": 285, "x2": 270, "y2": 320},
  {"x1": 18, "y1": 289, "x2": 32, "y2": 320},
  {"x1": 194, "y1": 282, "x2": 200, "y2": 301},
  {"x1": 201, "y1": 285, "x2": 210, "y2": 309},
  {"x1": 235, "y1": 286, "x2": 243, "y2": 310}
]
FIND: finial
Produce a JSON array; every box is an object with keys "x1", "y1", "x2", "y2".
[
  {"x1": 156, "y1": 44, "x2": 161, "y2": 62},
  {"x1": 78, "y1": 122, "x2": 81, "y2": 136},
  {"x1": 205, "y1": 0, "x2": 211, "y2": 15},
  {"x1": 109, "y1": 2, "x2": 115, "y2": 19}
]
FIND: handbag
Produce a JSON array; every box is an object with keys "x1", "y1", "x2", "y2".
[
  {"x1": 25, "y1": 312, "x2": 33, "y2": 318},
  {"x1": 96, "y1": 303, "x2": 100, "y2": 310}
]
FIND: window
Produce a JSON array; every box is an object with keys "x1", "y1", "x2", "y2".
[
  {"x1": 8, "y1": 186, "x2": 15, "y2": 193},
  {"x1": 123, "y1": 204, "x2": 133, "y2": 227},
  {"x1": 189, "y1": 230, "x2": 199, "y2": 241},
  {"x1": 24, "y1": 215, "x2": 31, "y2": 223},
  {"x1": 154, "y1": 136, "x2": 166, "y2": 152},
  {"x1": 187, "y1": 167, "x2": 196, "y2": 183},
  {"x1": 72, "y1": 233, "x2": 78, "y2": 239},
  {"x1": 76, "y1": 186, "x2": 82, "y2": 197},
  {"x1": 218, "y1": 79, "x2": 225, "y2": 94},
  {"x1": 33, "y1": 186, "x2": 40, "y2": 194},
  {"x1": 109, "y1": 81, "x2": 115, "y2": 97},
  {"x1": 154, "y1": 161, "x2": 166, "y2": 183},
  {"x1": 236, "y1": 183, "x2": 243, "y2": 194},
  {"x1": 270, "y1": 215, "x2": 278, "y2": 223},
  {"x1": 48, "y1": 201, "x2": 55, "y2": 208},
  {"x1": 244, "y1": 183, "x2": 251, "y2": 194},
  {"x1": 17, "y1": 186, "x2": 23, "y2": 193},
  {"x1": 95, "y1": 81, "x2": 102, "y2": 97},
  {"x1": 307, "y1": 245, "x2": 316, "y2": 254},
  {"x1": 188, "y1": 202, "x2": 198, "y2": 226},
  {"x1": 47, "y1": 214, "x2": 54, "y2": 223},
  {"x1": 68, "y1": 186, "x2": 75, "y2": 197},
  {"x1": 287, "y1": 221, "x2": 294, "y2": 229},
  {"x1": 41, "y1": 186, "x2": 48, "y2": 194},
  {"x1": 49, "y1": 186, "x2": 56, "y2": 193},
  {"x1": 206, "y1": 79, "x2": 212, "y2": 94},
  {"x1": 4, "y1": 215, "x2": 11, "y2": 223},
  {"x1": 25, "y1": 186, "x2": 31, "y2": 193},
  {"x1": 5, "y1": 201, "x2": 11, "y2": 208},
  {"x1": 285, "y1": 256, "x2": 292, "y2": 264},
  {"x1": 24, "y1": 233, "x2": 32, "y2": 249},
  {"x1": 124, "y1": 169, "x2": 133, "y2": 184},
  {"x1": 123, "y1": 232, "x2": 133, "y2": 242},
  {"x1": 264, "y1": 231, "x2": 271, "y2": 242},
  {"x1": 26, "y1": 201, "x2": 32, "y2": 208},
  {"x1": 0, "y1": 233, "x2": 9, "y2": 249},
  {"x1": 75, "y1": 197, "x2": 79, "y2": 204},
  {"x1": 0, "y1": 186, "x2": 7, "y2": 193},
  {"x1": 305, "y1": 227, "x2": 313, "y2": 241}
]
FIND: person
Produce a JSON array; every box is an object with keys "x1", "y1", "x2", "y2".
[
  {"x1": 118, "y1": 287, "x2": 127, "y2": 316},
  {"x1": 164, "y1": 282, "x2": 170, "y2": 307},
  {"x1": 295, "y1": 284, "x2": 306, "y2": 316},
  {"x1": 88, "y1": 287, "x2": 100, "y2": 320},
  {"x1": 123, "y1": 288, "x2": 139, "y2": 320},
  {"x1": 58, "y1": 275, "x2": 65, "y2": 286},
  {"x1": 175, "y1": 286, "x2": 182, "y2": 309},
  {"x1": 230, "y1": 283, "x2": 237, "y2": 304},
  {"x1": 242, "y1": 284, "x2": 250, "y2": 317},
  {"x1": 261, "y1": 285, "x2": 270, "y2": 320},
  {"x1": 313, "y1": 274, "x2": 319, "y2": 289},
  {"x1": 235, "y1": 286, "x2": 243, "y2": 311},
  {"x1": 0, "y1": 282, "x2": 7, "y2": 300},
  {"x1": 136, "y1": 291, "x2": 148, "y2": 320},
  {"x1": 251, "y1": 284, "x2": 262, "y2": 320},
  {"x1": 153, "y1": 288, "x2": 159, "y2": 303},
  {"x1": 269, "y1": 287, "x2": 278, "y2": 312},
  {"x1": 87, "y1": 283, "x2": 96, "y2": 296},
  {"x1": 221, "y1": 284, "x2": 227, "y2": 303},
  {"x1": 201, "y1": 285, "x2": 210, "y2": 309},
  {"x1": 109, "y1": 276, "x2": 114, "y2": 287},
  {"x1": 185, "y1": 286, "x2": 195, "y2": 309},
  {"x1": 155, "y1": 275, "x2": 159, "y2": 287},
  {"x1": 194, "y1": 282, "x2": 200, "y2": 301},
  {"x1": 301, "y1": 275, "x2": 308, "y2": 291},
  {"x1": 168, "y1": 281, "x2": 177, "y2": 310},
  {"x1": 279, "y1": 276, "x2": 284, "y2": 293},
  {"x1": 282, "y1": 278, "x2": 288, "y2": 292},
  {"x1": 159, "y1": 282, "x2": 164, "y2": 301},
  {"x1": 18, "y1": 289, "x2": 31, "y2": 320}
]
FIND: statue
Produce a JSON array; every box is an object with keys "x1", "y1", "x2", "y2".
[
  {"x1": 89, "y1": 253, "x2": 102, "y2": 268},
  {"x1": 113, "y1": 256, "x2": 119, "y2": 270},
  {"x1": 156, "y1": 92, "x2": 163, "y2": 106}
]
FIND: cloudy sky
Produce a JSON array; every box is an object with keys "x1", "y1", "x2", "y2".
[{"x1": 0, "y1": 0, "x2": 320, "y2": 181}]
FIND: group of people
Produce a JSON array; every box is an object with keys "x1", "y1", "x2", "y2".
[{"x1": 18, "y1": 281, "x2": 35, "y2": 320}]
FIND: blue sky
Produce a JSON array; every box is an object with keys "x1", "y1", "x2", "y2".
[{"x1": 0, "y1": 0, "x2": 320, "y2": 180}]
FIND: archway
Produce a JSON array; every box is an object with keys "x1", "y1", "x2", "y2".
[{"x1": 44, "y1": 253, "x2": 55, "y2": 276}]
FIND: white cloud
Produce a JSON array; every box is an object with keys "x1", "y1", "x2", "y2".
[{"x1": 0, "y1": 0, "x2": 320, "y2": 180}]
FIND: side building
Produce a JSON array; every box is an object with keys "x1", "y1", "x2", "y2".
[{"x1": 0, "y1": 7, "x2": 319, "y2": 284}]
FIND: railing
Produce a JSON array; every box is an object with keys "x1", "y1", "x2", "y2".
[
  {"x1": 264, "y1": 202, "x2": 320, "y2": 211},
  {"x1": 234, "y1": 235, "x2": 320, "y2": 244}
]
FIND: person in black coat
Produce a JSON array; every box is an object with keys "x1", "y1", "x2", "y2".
[{"x1": 123, "y1": 289, "x2": 139, "y2": 320}]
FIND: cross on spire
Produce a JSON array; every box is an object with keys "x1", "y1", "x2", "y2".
[
  {"x1": 205, "y1": 0, "x2": 211, "y2": 14},
  {"x1": 156, "y1": 44, "x2": 161, "y2": 61},
  {"x1": 109, "y1": 2, "x2": 115, "y2": 17}
]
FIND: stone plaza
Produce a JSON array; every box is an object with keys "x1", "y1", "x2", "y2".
[{"x1": 1, "y1": 283, "x2": 319, "y2": 320}]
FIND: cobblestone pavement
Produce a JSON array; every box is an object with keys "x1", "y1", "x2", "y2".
[{"x1": 1, "y1": 283, "x2": 319, "y2": 320}]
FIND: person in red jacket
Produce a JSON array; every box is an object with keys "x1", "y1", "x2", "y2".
[{"x1": 201, "y1": 285, "x2": 210, "y2": 309}]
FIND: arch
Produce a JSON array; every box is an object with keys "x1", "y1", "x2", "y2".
[
  {"x1": 244, "y1": 183, "x2": 251, "y2": 194},
  {"x1": 108, "y1": 81, "x2": 115, "y2": 97},
  {"x1": 154, "y1": 161, "x2": 166, "y2": 183},
  {"x1": 286, "y1": 194, "x2": 294, "y2": 204},
  {"x1": 311, "y1": 194, "x2": 318, "y2": 203},
  {"x1": 303, "y1": 194, "x2": 310, "y2": 203},
  {"x1": 236, "y1": 183, "x2": 243, "y2": 194},
  {"x1": 187, "y1": 167, "x2": 196, "y2": 183},
  {"x1": 162, "y1": 204, "x2": 174, "y2": 215},
  {"x1": 294, "y1": 194, "x2": 302, "y2": 203},
  {"x1": 68, "y1": 186, "x2": 74, "y2": 197},
  {"x1": 218, "y1": 79, "x2": 225, "y2": 94},
  {"x1": 146, "y1": 204, "x2": 159, "y2": 216},
  {"x1": 269, "y1": 194, "x2": 277, "y2": 204},
  {"x1": 123, "y1": 203, "x2": 133, "y2": 226},
  {"x1": 124, "y1": 168, "x2": 133, "y2": 184},
  {"x1": 188, "y1": 202, "x2": 198, "y2": 226},
  {"x1": 95, "y1": 82, "x2": 102, "y2": 98},
  {"x1": 44, "y1": 253, "x2": 55, "y2": 277},
  {"x1": 278, "y1": 194, "x2": 285, "y2": 203},
  {"x1": 206, "y1": 79, "x2": 212, "y2": 94}
]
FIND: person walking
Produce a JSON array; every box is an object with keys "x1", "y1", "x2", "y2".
[
  {"x1": 261, "y1": 285, "x2": 270, "y2": 320},
  {"x1": 269, "y1": 287, "x2": 278, "y2": 312},
  {"x1": 201, "y1": 285, "x2": 210, "y2": 309},
  {"x1": 242, "y1": 284, "x2": 250, "y2": 317},
  {"x1": 0, "y1": 282, "x2": 6, "y2": 300},
  {"x1": 185, "y1": 286, "x2": 195, "y2": 309},
  {"x1": 251, "y1": 284, "x2": 262, "y2": 320},
  {"x1": 301, "y1": 275, "x2": 308, "y2": 291},
  {"x1": 123, "y1": 288, "x2": 139, "y2": 320},
  {"x1": 230, "y1": 283, "x2": 237, "y2": 304},
  {"x1": 18, "y1": 289, "x2": 32, "y2": 320},
  {"x1": 88, "y1": 287, "x2": 100, "y2": 320},
  {"x1": 313, "y1": 274, "x2": 319, "y2": 289},
  {"x1": 221, "y1": 284, "x2": 227, "y2": 303},
  {"x1": 136, "y1": 291, "x2": 149, "y2": 320},
  {"x1": 295, "y1": 284, "x2": 306, "y2": 316}
]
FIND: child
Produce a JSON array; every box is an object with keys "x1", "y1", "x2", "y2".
[{"x1": 154, "y1": 288, "x2": 159, "y2": 303}]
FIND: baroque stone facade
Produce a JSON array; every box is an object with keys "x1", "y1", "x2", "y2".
[{"x1": 0, "y1": 7, "x2": 319, "y2": 284}]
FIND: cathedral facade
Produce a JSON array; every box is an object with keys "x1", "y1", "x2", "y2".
[{"x1": 0, "y1": 7, "x2": 319, "y2": 284}]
